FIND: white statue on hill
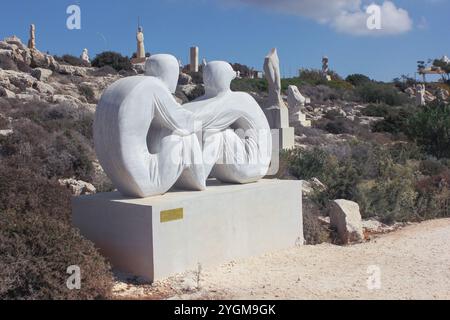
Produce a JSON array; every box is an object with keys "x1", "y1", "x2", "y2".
[
  {"x1": 81, "y1": 48, "x2": 90, "y2": 64},
  {"x1": 416, "y1": 84, "x2": 426, "y2": 106}
]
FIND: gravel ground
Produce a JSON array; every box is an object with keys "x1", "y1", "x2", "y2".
[{"x1": 114, "y1": 218, "x2": 450, "y2": 300}]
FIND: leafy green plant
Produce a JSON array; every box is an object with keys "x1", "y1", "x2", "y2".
[
  {"x1": 92, "y1": 51, "x2": 132, "y2": 72},
  {"x1": 405, "y1": 102, "x2": 450, "y2": 158}
]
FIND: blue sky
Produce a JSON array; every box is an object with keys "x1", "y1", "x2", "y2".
[{"x1": 0, "y1": 0, "x2": 449, "y2": 81}]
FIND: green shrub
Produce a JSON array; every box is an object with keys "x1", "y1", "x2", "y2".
[
  {"x1": 356, "y1": 82, "x2": 410, "y2": 106},
  {"x1": 323, "y1": 118, "x2": 355, "y2": 135},
  {"x1": 346, "y1": 74, "x2": 371, "y2": 87},
  {"x1": 285, "y1": 148, "x2": 360, "y2": 207},
  {"x1": 361, "y1": 104, "x2": 390, "y2": 117},
  {"x1": 405, "y1": 102, "x2": 450, "y2": 158},
  {"x1": 415, "y1": 172, "x2": 450, "y2": 220},
  {"x1": 92, "y1": 51, "x2": 132, "y2": 72},
  {"x1": 357, "y1": 164, "x2": 419, "y2": 224},
  {"x1": 231, "y1": 78, "x2": 268, "y2": 92},
  {"x1": 372, "y1": 106, "x2": 416, "y2": 134}
]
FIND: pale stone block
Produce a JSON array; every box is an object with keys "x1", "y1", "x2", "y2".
[{"x1": 72, "y1": 179, "x2": 303, "y2": 282}]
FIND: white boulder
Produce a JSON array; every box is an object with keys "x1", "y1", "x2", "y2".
[
  {"x1": 58, "y1": 178, "x2": 96, "y2": 196},
  {"x1": 329, "y1": 199, "x2": 364, "y2": 244}
]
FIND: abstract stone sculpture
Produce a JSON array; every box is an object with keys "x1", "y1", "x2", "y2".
[
  {"x1": 262, "y1": 48, "x2": 294, "y2": 149},
  {"x1": 264, "y1": 48, "x2": 284, "y2": 110},
  {"x1": 287, "y1": 85, "x2": 311, "y2": 127},
  {"x1": 94, "y1": 54, "x2": 271, "y2": 198},
  {"x1": 184, "y1": 61, "x2": 272, "y2": 184}
]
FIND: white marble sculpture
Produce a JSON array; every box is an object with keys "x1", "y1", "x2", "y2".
[
  {"x1": 183, "y1": 61, "x2": 272, "y2": 184},
  {"x1": 264, "y1": 48, "x2": 284, "y2": 110},
  {"x1": 262, "y1": 48, "x2": 294, "y2": 149},
  {"x1": 287, "y1": 85, "x2": 311, "y2": 127},
  {"x1": 94, "y1": 54, "x2": 271, "y2": 198},
  {"x1": 81, "y1": 48, "x2": 90, "y2": 64},
  {"x1": 416, "y1": 84, "x2": 426, "y2": 106}
]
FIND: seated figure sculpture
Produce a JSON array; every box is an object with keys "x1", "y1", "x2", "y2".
[
  {"x1": 184, "y1": 61, "x2": 272, "y2": 184},
  {"x1": 94, "y1": 54, "x2": 271, "y2": 198}
]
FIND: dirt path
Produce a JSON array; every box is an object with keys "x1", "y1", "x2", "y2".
[{"x1": 114, "y1": 218, "x2": 450, "y2": 300}]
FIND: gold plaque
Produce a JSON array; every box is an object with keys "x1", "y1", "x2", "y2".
[{"x1": 160, "y1": 208, "x2": 184, "y2": 223}]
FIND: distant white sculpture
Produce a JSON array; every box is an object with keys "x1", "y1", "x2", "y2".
[
  {"x1": 264, "y1": 48, "x2": 284, "y2": 110},
  {"x1": 416, "y1": 84, "x2": 426, "y2": 106},
  {"x1": 262, "y1": 48, "x2": 294, "y2": 149},
  {"x1": 94, "y1": 54, "x2": 271, "y2": 198},
  {"x1": 287, "y1": 85, "x2": 311, "y2": 127},
  {"x1": 136, "y1": 26, "x2": 146, "y2": 59},
  {"x1": 322, "y1": 56, "x2": 331, "y2": 81},
  {"x1": 202, "y1": 58, "x2": 207, "y2": 68},
  {"x1": 28, "y1": 24, "x2": 36, "y2": 50},
  {"x1": 81, "y1": 48, "x2": 90, "y2": 64},
  {"x1": 236, "y1": 70, "x2": 241, "y2": 78},
  {"x1": 190, "y1": 46, "x2": 199, "y2": 72}
]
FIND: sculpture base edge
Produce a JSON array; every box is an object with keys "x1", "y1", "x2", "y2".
[{"x1": 72, "y1": 179, "x2": 303, "y2": 282}]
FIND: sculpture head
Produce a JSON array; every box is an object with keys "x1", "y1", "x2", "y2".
[
  {"x1": 203, "y1": 61, "x2": 236, "y2": 97},
  {"x1": 145, "y1": 54, "x2": 179, "y2": 94}
]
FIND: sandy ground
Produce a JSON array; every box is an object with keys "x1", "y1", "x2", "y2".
[{"x1": 113, "y1": 218, "x2": 450, "y2": 300}]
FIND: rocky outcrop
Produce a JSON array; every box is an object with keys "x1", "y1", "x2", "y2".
[
  {"x1": 58, "y1": 65, "x2": 87, "y2": 77},
  {"x1": 178, "y1": 72, "x2": 192, "y2": 85},
  {"x1": 0, "y1": 36, "x2": 59, "y2": 70},
  {"x1": 31, "y1": 68, "x2": 52, "y2": 81},
  {"x1": 58, "y1": 178, "x2": 96, "y2": 196},
  {"x1": 301, "y1": 178, "x2": 326, "y2": 197},
  {"x1": 329, "y1": 199, "x2": 364, "y2": 244}
]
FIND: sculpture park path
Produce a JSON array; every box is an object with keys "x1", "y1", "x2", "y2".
[{"x1": 114, "y1": 218, "x2": 450, "y2": 300}]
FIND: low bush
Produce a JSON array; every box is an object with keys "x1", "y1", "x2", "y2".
[
  {"x1": 0, "y1": 209, "x2": 113, "y2": 300},
  {"x1": 405, "y1": 102, "x2": 450, "y2": 159},
  {"x1": 55, "y1": 54, "x2": 89, "y2": 67},
  {"x1": 92, "y1": 51, "x2": 132, "y2": 72},
  {"x1": 303, "y1": 200, "x2": 331, "y2": 245},
  {"x1": 231, "y1": 78, "x2": 268, "y2": 92},
  {"x1": 79, "y1": 85, "x2": 96, "y2": 104},
  {"x1": 346, "y1": 74, "x2": 371, "y2": 87},
  {"x1": 356, "y1": 82, "x2": 410, "y2": 106},
  {"x1": 372, "y1": 105, "x2": 416, "y2": 134},
  {"x1": 361, "y1": 104, "x2": 391, "y2": 117},
  {"x1": 285, "y1": 142, "x2": 450, "y2": 224},
  {"x1": 0, "y1": 98, "x2": 115, "y2": 299}
]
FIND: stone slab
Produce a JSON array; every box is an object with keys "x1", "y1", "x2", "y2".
[{"x1": 72, "y1": 179, "x2": 303, "y2": 282}]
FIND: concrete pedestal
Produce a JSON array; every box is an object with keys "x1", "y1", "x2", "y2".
[{"x1": 72, "y1": 179, "x2": 303, "y2": 282}]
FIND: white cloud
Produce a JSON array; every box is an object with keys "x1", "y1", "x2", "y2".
[{"x1": 226, "y1": 0, "x2": 413, "y2": 36}]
